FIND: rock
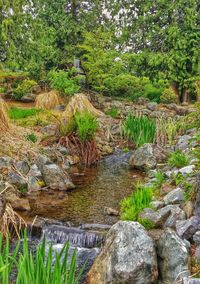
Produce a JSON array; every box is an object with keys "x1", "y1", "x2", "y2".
[
  {"x1": 163, "y1": 187, "x2": 184, "y2": 205},
  {"x1": 157, "y1": 228, "x2": 190, "y2": 283},
  {"x1": 15, "y1": 160, "x2": 30, "y2": 175},
  {"x1": 0, "y1": 156, "x2": 12, "y2": 170},
  {"x1": 195, "y1": 246, "x2": 200, "y2": 263},
  {"x1": 28, "y1": 164, "x2": 42, "y2": 178},
  {"x1": 104, "y1": 207, "x2": 119, "y2": 216},
  {"x1": 129, "y1": 143, "x2": 167, "y2": 170},
  {"x1": 183, "y1": 201, "x2": 194, "y2": 218},
  {"x1": 193, "y1": 231, "x2": 200, "y2": 245},
  {"x1": 35, "y1": 154, "x2": 51, "y2": 171},
  {"x1": 178, "y1": 165, "x2": 195, "y2": 176},
  {"x1": 176, "y1": 216, "x2": 200, "y2": 240},
  {"x1": 57, "y1": 146, "x2": 69, "y2": 155},
  {"x1": 160, "y1": 183, "x2": 174, "y2": 196},
  {"x1": 176, "y1": 135, "x2": 191, "y2": 151},
  {"x1": 28, "y1": 176, "x2": 42, "y2": 191},
  {"x1": 150, "y1": 200, "x2": 164, "y2": 210},
  {"x1": 158, "y1": 205, "x2": 176, "y2": 220},
  {"x1": 194, "y1": 173, "x2": 200, "y2": 217},
  {"x1": 42, "y1": 164, "x2": 75, "y2": 190},
  {"x1": 139, "y1": 208, "x2": 163, "y2": 228},
  {"x1": 183, "y1": 278, "x2": 200, "y2": 284},
  {"x1": 87, "y1": 221, "x2": 158, "y2": 284},
  {"x1": 0, "y1": 196, "x2": 6, "y2": 218},
  {"x1": 7, "y1": 171, "x2": 27, "y2": 188},
  {"x1": 21, "y1": 93, "x2": 36, "y2": 103},
  {"x1": 165, "y1": 206, "x2": 186, "y2": 228},
  {"x1": 41, "y1": 124, "x2": 58, "y2": 136},
  {"x1": 147, "y1": 102, "x2": 157, "y2": 111}
]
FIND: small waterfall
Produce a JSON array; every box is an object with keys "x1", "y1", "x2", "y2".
[{"x1": 42, "y1": 225, "x2": 104, "y2": 248}]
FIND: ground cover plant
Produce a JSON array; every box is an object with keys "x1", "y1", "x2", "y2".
[
  {"x1": 123, "y1": 114, "x2": 156, "y2": 148},
  {"x1": 168, "y1": 150, "x2": 189, "y2": 168},
  {"x1": 0, "y1": 231, "x2": 83, "y2": 284},
  {"x1": 8, "y1": 107, "x2": 41, "y2": 120}
]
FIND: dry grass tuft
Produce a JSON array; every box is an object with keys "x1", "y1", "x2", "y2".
[
  {"x1": 62, "y1": 93, "x2": 104, "y2": 122},
  {"x1": 0, "y1": 98, "x2": 10, "y2": 132},
  {"x1": 36, "y1": 90, "x2": 60, "y2": 110},
  {"x1": 0, "y1": 203, "x2": 26, "y2": 238}
]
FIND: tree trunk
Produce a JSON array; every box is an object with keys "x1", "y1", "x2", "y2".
[
  {"x1": 182, "y1": 89, "x2": 190, "y2": 105},
  {"x1": 171, "y1": 82, "x2": 180, "y2": 104}
]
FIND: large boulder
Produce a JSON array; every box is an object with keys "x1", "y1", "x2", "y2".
[
  {"x1": 87, "y1": 221, "x2": 158, "y2": 284},
  {"x1": 42, "y1": 164, "x2": 75, "y2": 190},
  {"x1": 157, "y1": 228, "x2": 190, "y2": 283},
  {"x1": 129, "y1": 143, "x2": 167, "y2": 170}
]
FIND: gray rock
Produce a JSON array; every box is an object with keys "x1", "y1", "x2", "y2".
[
  {"x1": 87, "y1": 221, "x2": 158, "y2": 284},
  {"x1": 57, "y1": 146, "x2": 69, "y2": 155},
  {"x1": 0, "y1": 156, "x2": 12, "y2": 169},
  {"x1": 21, "y1": 93, "x2": 36, "y2": 103},
  {"x1": 176, "y1": 135, "x2": 191, "y2": 151},
  {"x1": 158, "y1": 205, "x2": 176, "y2": 220},
  {"x1": 41, "y1": 124, "x2": 58, "y2": 136},
  {"x1": 28, "y1": 164, "x2": 42, "y2": 178},
  {"x1": 165, "y1": 206, "x2": 186, "y2": 228},
  {"x1": 194, "y1": 173, "x2": 200, "y2": 217},
  {"x1": 150, "y1": 200, "x2": 164, "y2": 210},
  {"x1": 129, "y1": 143, "x2": 167, "y2": 170},
  {"x1": 178, "y1": 165, "x2": 195, "y2": 176},
  {"x1": 7, "y1": 171, "x2": 27, "y2": 188},
  {"x1": 35, "y1": 154, "x2": 51, "y2": 171},
  {"x1": 147, "y1": 102, "x2": 157, "y2": 111},
  {"x1": 42, "y1": 164, "x2": 74, "y2": 190},
  {"x1": 139, "y1": 208, "x2": 163, "y2": 228},
  {"x1": 163, "y1": 187, "x2": 184, "y2": 205},
  {"x1": 28, "y1": 176, "x2": 42, "y2": 191},
  {"x1": 176, "y1": 216, "x2": 200, "y2": 240},
  {"x1": 183, "y1": 278, "x2": 200, "y2": 284},
  {"x1": 157, "y1": 228, "x2": 190, "y2": 283},
  {"x1": 193, "y1": 231, "x2": 200, "y2": 245},
  {"x1": 16, "y1": 160, "x2": 30, "y2": 175}
]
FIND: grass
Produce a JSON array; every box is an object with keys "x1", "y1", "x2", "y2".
[
  {"x1": 168, "y1": 150, "x2": 189, "y2": 168},
  {"x1": 36, "y1": 91, "x2": 60, "y2": 110},
  {"x1": 8, "y1": 107, "x2": 41, "y2": 120},
  {"x1": 26, "y1": 133, "x2": 38, "y2": 143},
  {"x1": 120, "y1": 183, "x2": 153, "y2": 221},
  {"x1": 105, "y1": 106, "x2": 119, "y2": 118},
  {"x1": 123, "y1": 114, "x2": 156, "y2": 148},
  {"x1": 0, "y1": 231, "x2": 83, "y2": 284},
  {"x1": 75, "y1": 111, "x2": 98, "y2": 142}
]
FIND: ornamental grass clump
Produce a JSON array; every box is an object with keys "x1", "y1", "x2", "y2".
[
  {"x1": 75, "y1": 111, "x2": 98, "y2": 142},
  {"x1": 120, "y1": 183, "x2": 153, "y2": 221},
  {"x1": 36, "y1": 91, "x2": 60, "y2": 110},
  {"x1": 0, "y1": 231, "x2": 83, "y2": 284},
  {"x1": 123, "y1": 114, "x2": 156, "y2": 148},
  {"x1": 168, "y1": 150, "x2": 189, "y2": 168},
  {"x1": 0, "y1": 98, "x2": 10, "y2": 132}
]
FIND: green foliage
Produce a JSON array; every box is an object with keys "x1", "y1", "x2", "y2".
[
  {"x1": 153, "y1": 172, "x2": 165, "y2": 188},
  {"x1": 75, "y1": 112, "x2": 98, "y2": 142},
  {"x1": 123, "y1": 114, "x2": 156, "y2": 148},
  {"x1": 138, "y1": 218, "x2": 155, "y2": 230},
  {"x1": 120, "y1": 184, "x2": 153, "y2": 221},
  {"x1": 13, "y1": 79, "x2": 37, "y2": 100},
  {"x1": 0, "y1": 231, "x2": 83, "y2": 284},
  {"x1": 168, "y1": 150, "x2": 189, "y2": 168},
  {"x1": 8, "y1": 107, "x2": 41, "y2": 120},
  {"x1": 160, "y1": 87, "x2": 178, "y2": 104},
  {"x1": 0, "y1": 87, "x2": 5, "y2": 93},
  {"x1": 105, "y1": 106, "x2": 119, "y2": 118},
  {"x1": 48, "y1": 70, "x2": 80, "y2": 96},
  {"x1": 26, "y1": 133, "x2": 37, "y2": 143},
  {"x1": 183, "y1": 181, "x2": 196, "y2": 201}
]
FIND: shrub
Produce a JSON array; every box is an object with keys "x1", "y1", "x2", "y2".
[
  {"x1": 13, "y1": 79, "x2": 37, "y2": 100},
  {"x1": 8, "y1": 107, "x2": 41, "y2": 120},
  {"x1": 75, "y1": 112, "x2": 98, "y2": 142},
  {"x1": 35, "y1": 91, "x2": 60, "y2": 110},
  {"x1": 168, "y1": 150, "x2": 189, "y2": 168},
  {"x1": 26, "y1": 133, "x2": 37, "y2": 143},
  {"x1": 153, "y1": 171, "x2": 165, "y2": 188},
  {"x1": 0, "y1": 231, "x2": 83, "y2": 284},
  {"x1": 120, "y1": 184, "x2": 153, "y2": 221},
  {"x1": 0, "y1": 87, "x2": 5, "y2": 93},
  {"x1": 160, "y1": 87, "x2": 178, "y2": 104},
  {"x1": 105, "y1": 106, "x2": 119, "y2": 118},
  {"x1": 123, "y1": 114, "x2": 156, "y2": 148},
  {"x1": 48, "y1": 70, "x2": 80, "y2": 96}
]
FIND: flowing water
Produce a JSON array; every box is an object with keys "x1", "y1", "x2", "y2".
[{"x1": 23, "y1": 150, "x2": 144, "y2": 226}]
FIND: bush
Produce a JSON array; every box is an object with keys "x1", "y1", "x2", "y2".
[
  {"x1": 123, "y1": 114, "x2": 156, "y2": 148},
  {"x1": 168, "y1": 150, "x2": 189, "y2": 168},
  {"x1": 75, "y1": 112, "x2": 98, "y2": 141},
  {"x1": 48, "y1": 70, "x2": 80, "y2": 96},
  {"x1": 0, "y1": 231, "x2": 83, "y2": 284},
  {"x1": 13, "y1": 79, "x2": 37, "y2": 100},
  {"x1": 120, "y1": 184, "x2": 153, "y2": 221},
  {"x1": 160, "y1": 87, "x2": 177, "y2": 104}
]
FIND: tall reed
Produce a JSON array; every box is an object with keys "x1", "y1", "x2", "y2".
[
  {"x1": 0, "y1": 231, "x2": 83, "y2": 284},
  {"x1": 122, "y1": 114, "x2": 156, "y2": 148}
]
